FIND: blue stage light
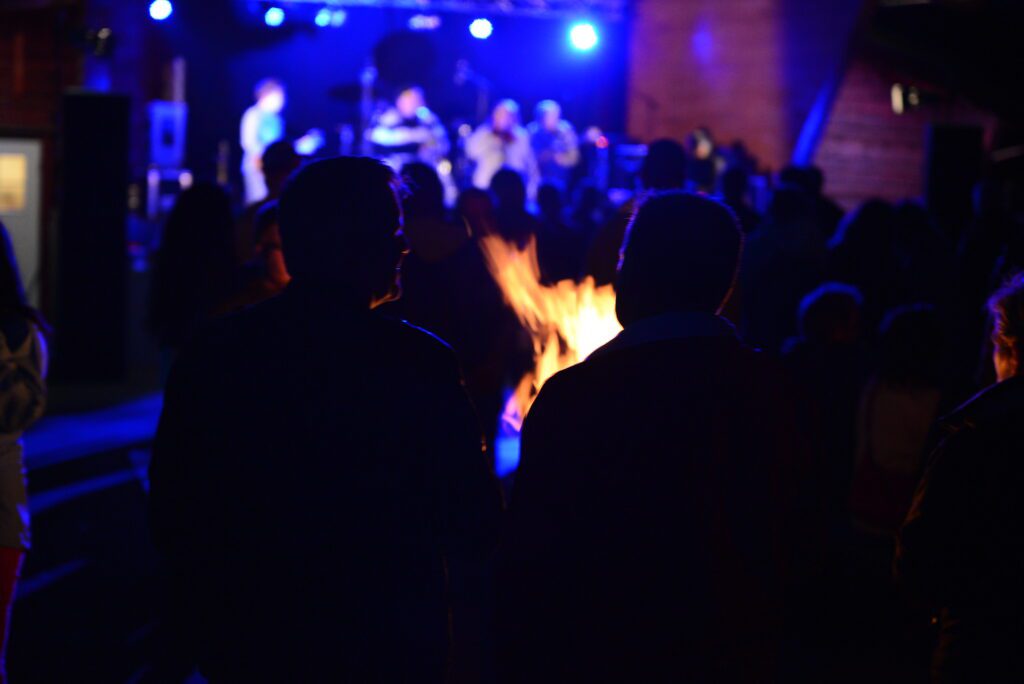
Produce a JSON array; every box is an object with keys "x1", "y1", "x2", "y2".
[
  {"x1": 330, "y1": 9, "x2": 347, "y2": 27},
  {"x1": 264, "y1": 6, "x2": 285, "y2": 27},
  {"x1": 149, "y1": 0, "x2": 173, "y2": 21},
  {"x1": 569, "y1": 22, "x2": 598, "y2": 51},
  {"x1": 314, "y1": 8, "x2": 331, "y2": 27},
  {"x1": 469, "y1": 18, "x2": 493, "y2": 40}
]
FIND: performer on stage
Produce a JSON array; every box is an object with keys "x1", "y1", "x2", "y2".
[
  {"x1": 240, "y1": 79, "x2": 286, "y2": 205},
  {"x1": 466, "y1": 99, "x2": 539, "y2": 196},
  {"x1": 367, "y1": 86, "x2": 449, "y2": 171},
  {"x1": 527, "y1": 100, "x2": 580, "y2": 191}
]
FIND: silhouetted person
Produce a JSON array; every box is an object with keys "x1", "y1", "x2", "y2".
[
  {"x1": 490, "y1": 167, "x2": 540, "y2": 250},
  {"x1": 719, "y1": 164, "x2": 761, "y2": 234},
  {"x1": 386, "y1": 163, "x2": 517, "y2": 454},
  {"x1": 583, "y1": 138, "x2": 687, "y2": 285},
  {"x1": 739, "y1": 184, "x2": 828, "y2": 352},
  {"x1": 567, "y1": 181, "x2": 608, "y2": 247},
  {"x1": 497, "y1": 192, "x2": 818, "y2": 682},
  {"x1": 782, "y1": 283, "x2": 867, "y2": 540},
  {"x1": 149, "y1": 157, "x2": 503, "y2": 682},
  {"x1": 535, "y1": 183, "x2": 582, "y2": 284},
  {"x1": 851, "y1": 305, "x2": 948, "y2": 537},
  {"x1": 896, "y1": 273, "x2": 1024, "y2": 683},
  {"x1": 779, "y1": 164, "x2": 844, "y2": 240},
  {"x1": 236, "y1": 140, "x2": 302, "y2": 262},
  {"x1": 828, "y1": 199, "x2": 900, "y2": 333},
  {"x1": 149, "y1": 183, "x2": 240, "y2": 369}
]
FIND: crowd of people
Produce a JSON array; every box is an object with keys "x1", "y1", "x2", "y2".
[{"x1": 141, "y1": 129, "x2": 1024, "y2": 682}]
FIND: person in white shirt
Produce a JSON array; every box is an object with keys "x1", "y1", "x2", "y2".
[
  {"x1": 465, "y1": 99, "x2": 538, "y2": 197},
  {"x1": 239, "y1": 79, "x2": 286, "y2": 205}
]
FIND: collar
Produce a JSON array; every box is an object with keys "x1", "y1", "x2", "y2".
[
  {"x1": 940, "y1": 375, "x2": 1024, "y2": 436},
  {"x1": 589, "y1": 311, "x2": 736, "y2": 360}
]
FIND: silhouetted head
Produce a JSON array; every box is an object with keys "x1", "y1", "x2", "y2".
[
  {"x1": 878, "y1": 304, "x2": 946, "y2": 386},
  {"x1": 616, "y1": 191, "x2": 742, "y2": 326},
  {"x1": 829, "y1": 199, "x2": 895, "y2": 252},
  {"x1": 779, "y1": 164, "x2": 823, "y2": 196},
  {"x1": 490, "y1": 168, "x2": 527, "y2": 214},
  {"x1": 798, "y1": 282, "x2": 863, "y2": 345},
  {"x1": 537, "y1": 183, "x2": 563, "y2": 223},
  {"x1": 401, "y1": 161, "x2": 445, "y2": 222},
  {"x1": 640, "y1": 139, "x2": 687, "y2": 191},
  {"x1": 278, "y1": 157, "x2": 405, "y2": 307},
  {"x1": 149, "y1": 182, "x2": 237, "y2": 344},
  {"x1": 720, "y1": 165, "x2": 749, "y2": 204},
  {"x1": 261, "y1": 140, "x2": 302, "y2": 197},
  {"x1": 767, "y1": 184, "x2": 815, "y2": 225},
  {"x1": 456, "y1": 187, "x2": 496, "y2": 237},
  {"x1": 989, "y1": 272, "x2": 1024, "y2": 381}
]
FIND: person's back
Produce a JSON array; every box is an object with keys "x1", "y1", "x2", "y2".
[
  {"x1": 498, "y1": 192, "x2": 816, "y2": 682},
  {"x1": 896, "y1": 275, "x2": 1024, "y2": 683},
  {"x1": 851, "y1": 305, "x2": 947, "y2": 536},
  {"x1": 149, "y1": 157, "x2": 503, "y2": 681}
]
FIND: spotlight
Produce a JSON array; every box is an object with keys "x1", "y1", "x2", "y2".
[
  {"x1": 264, "y1": 6, "x2": 285, "y2": 27},
  {"x1": 149, "y1": 0, "x2": 173, "y2": 21},
  {"x1": 469, "y1": 18, "x2": 493, "y2": 40},
  {"x1": 330, "y1": 9, "x2": 346, "y2": 27},
  {"x1": 569, "y1": 22, "x2": 598, "y2": 51},
  {"x1": 314, "y1": 8, "x2": 331, "y2": 27}
]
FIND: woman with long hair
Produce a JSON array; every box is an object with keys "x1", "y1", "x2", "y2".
[{"x1": 0, "y1": 221, "x2": 47, "y2": 682}]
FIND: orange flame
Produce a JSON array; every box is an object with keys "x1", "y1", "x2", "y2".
[{"x1": 479, "y1": 234, "x2": 622, "y2": 432}]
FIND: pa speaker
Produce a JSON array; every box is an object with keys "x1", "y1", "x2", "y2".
[{"x1": 52, "y1": 91, "x2": 130, "y2": 382}]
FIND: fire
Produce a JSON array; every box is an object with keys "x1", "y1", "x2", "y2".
[{"x1": 479, "y1": 234, "x2": 622, "y2": 433}]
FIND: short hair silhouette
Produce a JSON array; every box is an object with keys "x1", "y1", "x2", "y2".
[
  {"x1": 878, "y1": 304, "x2": 946, "y2": 386},
  {"x1": 400, "y1": 161, "x2": 445, "y2": 222},
  {"x1": 798, "y1": 282, "x2": 863, "y2": 343},
  {"x1": 720, "y1": 165, "x2": 749, "y2": 203},
  {"x1": 779, "y1": 164, "x2": 824, "y2": 196},
  {"x1": 616, "y1": 191, "x2": 742, "y2": 326},
  {"x1": 262, "y1": 140, "x2": 301, "y2": 176},
  {"x1": 277, "y1": 157, "x2": 403, "y2": 290},
  {"x1": 640, "y1": 139, "x2": 687, "y2": 191},
  {"x1": 490, "y1": 167, "x2": 527, "y2": 212}
]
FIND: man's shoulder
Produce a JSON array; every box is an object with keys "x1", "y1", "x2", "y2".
[{"x1": 371, "y1": 315, "x2": 461, "y2": 371}]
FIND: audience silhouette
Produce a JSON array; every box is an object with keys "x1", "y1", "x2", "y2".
[
  {"x1": 896, "y1": 273, "x2": 1024, "y2": 683},
  {"x1": 497, "y1": 192, "x2": 818, "y2": 682},
  {"x1": 149, "y1": 157, "x2": 503, "y2": 682}
]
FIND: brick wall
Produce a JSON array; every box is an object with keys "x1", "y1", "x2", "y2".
[
  {"x1": 626, "y1": 0, "x2": 861, "y2": 171},
  {"x1": 813, "y1": 55, "x2": 996, "y2": 211}
]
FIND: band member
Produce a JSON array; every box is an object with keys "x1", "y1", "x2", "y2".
[
  {"x1": 240, "y1": 79, "x2": 286, "y2": 205},
  {"x1": 466, "y1": 99, "x2": 539, "y2": 195},
  {"x1": 367, "y1": 86, "x2": 449, "y2": 171},
  {"x1": 527, "y1": 100, "x2": 580, "y2": 191}
]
